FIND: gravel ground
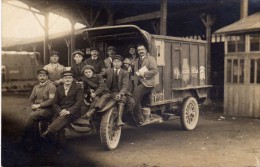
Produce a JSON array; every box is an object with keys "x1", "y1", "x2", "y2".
[{"x1": 2, "y1": 94, "x2": 260, "y2": 167}]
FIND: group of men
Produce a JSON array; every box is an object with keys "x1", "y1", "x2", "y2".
[{"x1": 18, "y1": 43, "x2": 158, "y2": 153}]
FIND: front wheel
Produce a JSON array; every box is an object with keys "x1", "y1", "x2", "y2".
[
  {"x1": 180, "y1": 97, "x2": 199, "y2": 130},
  {"x1": 100, "y1": 107, "x2": 122, "y2": 150}
]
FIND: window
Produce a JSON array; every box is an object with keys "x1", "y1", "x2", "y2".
[
  {"x1": 233, "y1": 60, "x2": 238, "y2": 83},
  {"x1": 227, "y1": 35, "x2": 245, "y2": 53},
  {"x1": 250, "y1": 59, "x2": 255, "y2": 83},
  {"x1": 250, "y1": 33, "x2": 260, "y2": 51},
  {"x1": 227, "y1": 60, "x2": 232, "y2": 83},
  {"x1": 257, "y1": 60, "x2": 260, "y2": 83},
  {"x1": 239, "y1": 59, "x2": 244, "y2": 83},
  {"x1": 250, "y1": 59, "x2": 260, "y2": 84},
  {"x1": 226, "y1": 59, "x2": 245, "y2": 84}
]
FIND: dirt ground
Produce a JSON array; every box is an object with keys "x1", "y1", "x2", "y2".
[{"x1": 2, "y1": 93, "x2": 260, "y2": 167}]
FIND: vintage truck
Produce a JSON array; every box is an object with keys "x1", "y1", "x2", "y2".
[{"x1": 71, "y1": 25, "x2": 211, "y2": 150}]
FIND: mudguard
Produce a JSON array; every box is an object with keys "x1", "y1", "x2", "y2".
[{"x1": 98, "y1": 99, "x2": 117, "y2": 113}]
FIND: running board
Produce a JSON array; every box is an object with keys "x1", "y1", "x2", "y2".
[{"x1": 139, "y1": 116, "x2": 163, "y2": 126}]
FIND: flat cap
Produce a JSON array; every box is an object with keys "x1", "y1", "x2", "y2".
[
  {"x1": 72, "y1": 49, "x2": 84, "y2": 57},
  {"x1": 112, "y1": 55, "x2": 124, "y2": 62},
  {"x1": 82, "y1": 65, "x2": 95, "y2": 72},
  {"x1": 37, "y1": 69, "x2": 49, "y2": 75},
  {"x1": 107, "y1": 46, "x2": 116, "y2": 51},
  {"x1": 123, "y1": 58, "x2": 131, "y2": 65},
  {"x1": 127, "y1": 44, "x2": 136, "y2": 50},
  {"x1": 61, "y1": 71, "x2": 74, "y2": 77},
  {"x1": 90, "y1": 47, "x2": 100, "y2": 52},
  {"x1": 50, "y1": 50, "x2": 59, "y2": 56}
]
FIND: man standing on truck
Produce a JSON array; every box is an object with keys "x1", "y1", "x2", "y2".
[
  {"x1": 44, "y1": 50, "x2": 66, "y2": 86},
  {"x1": 104, "y1": 46, "x2": 117, "y2": 69},
  {"x1": 85, "y1": 47, "x2": 105, "y2": 74},
  {"x1": 70, "y1": 49, "x2": 86, "y2": 82},
  {"x1": 132, "y1": 44, "x2": 158, "y2": 125},
  {"x1": 17, "y1": 69, "x2": 56, "y2": 152}
]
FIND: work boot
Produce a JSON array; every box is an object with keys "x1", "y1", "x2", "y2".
[
  {"x1": 83, "y1": 108, "x2": 96, "y2": 119},
  {"x1": 99, "y1": 99, "x2": 116, "y2": 112},
  {"x1": 41, "y1": 128, "x2": 53, "y2": 139},
  {"x1": 117, "y1": 104, "x2": 125, "y2": 127}
]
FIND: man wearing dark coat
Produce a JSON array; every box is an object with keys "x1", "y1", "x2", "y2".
[
  {"x1": 81, "y1": 65, "x2": 110, "y2": 119},
  {"x1": 102, "y1": 55, "x2": 135, "y2": 126},
  {"x1": 42, "y1": 71, "x2": 83, "y2": 152},
  {"x1": 84, "y1": 47, "x2": 105, "y2": 74},
  {"x1": 70, "y1": 49, "x2": 86, "y2": 81}
]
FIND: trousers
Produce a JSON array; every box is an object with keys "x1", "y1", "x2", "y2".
[
  {"x1": 132, "y1": 84, "x2": 153, "y2": 122},
  {"x1": 23, "y1": 108, "x2": 53, "y2": 143},
  {"x1": 48, "y1": 114, "x2": 79, "y2": 134}
]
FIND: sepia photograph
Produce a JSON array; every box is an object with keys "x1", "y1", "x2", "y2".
[{"x1": 1, "y1": 0, "x2": 260, "y2": 166}]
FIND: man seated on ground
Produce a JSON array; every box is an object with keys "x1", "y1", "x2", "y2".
[
  {"x1": 41, "y1": 71, "x2": 83, "y2": 153},
  {"x1": 85, "y1": 47, "x2": 105, "y2": 74},
  {"x1": 102, "y1": 55, "x2": 135, "y2": 126},
  {"x1": 132, "y1": 43, "x2": 158, "y2": 125},
  {"x1": 18, "y1": 69, "x2": 56, "y2": 152},
  {"x1": 44, "y1": 50, "x2": 66, "y2": 86},
  {"x1": 81, "y1": 65, "x2": 110, "y2": 119}
]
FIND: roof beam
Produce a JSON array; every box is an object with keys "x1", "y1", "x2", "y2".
[
  {"x1": 115, "y1": 11, "x2": 161, "y2": 24},
  {"x1": 4, "y1": 1, "x2": 42, "y2": 15}
]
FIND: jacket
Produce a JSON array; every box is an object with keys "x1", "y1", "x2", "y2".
[
  {"x1": 102, "y1": 68, "x2": 130, "y2": 96},
  {"x1": 81, "y1": 74, "x2": 109, "y2": 96},
  {"x1": 104, "y1": 57, "x2": 112, "y2": 69},
  {"x1": 29, "y1": 80, "x2": 56, "y2": 108},
  {"x1": 43, "y1": 63, "x2": 66, "y2": 82},
  {"x1": 52, "y1": 81, "x2": 83, "y2": 116},
  {"x1": 134, "y1": 53, "x2": 158, "y2": 88},
  {"x1": 71, "y1": 61, "x2": 86, "y2": 81},
  {"x1": 84, "y1": 56, "x2": 105, "y2": 74}
]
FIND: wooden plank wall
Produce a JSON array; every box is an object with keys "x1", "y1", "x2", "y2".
[
  {"x1": 163, "y1": 42, "x2": 172, "y2": 100},
  {"x1": 225, "y1": 84, "x2": 260, "y2": 117},
  {"x1": 224, "y1": 51, "x2": 260, "y2": 118}
]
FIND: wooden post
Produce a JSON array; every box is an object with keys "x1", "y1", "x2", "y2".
[
  {"x1": 201, "y1": 13, "x2": 215, "y2": 102},
  {"x1": 201, "y1": 14, "x2": 215, "y2": 85},
  {"x1": 65, "y1": 38, "x2": 71, "y2": 67},
  {"x1": 240, "y1": 0, "x2": 248, "y2": 19},
  {"x1": 43, "y1": 12, "x2": 49, "y2": 65},
  {"x1": 105, "y1": 6, "x2": 114, "y2": 26},
  {"x1": 160, "y1": 0, "x2": 167, "y2": 35},
  {"x1": 70, "y1": 20, "x2": 76, "y2": 67}
]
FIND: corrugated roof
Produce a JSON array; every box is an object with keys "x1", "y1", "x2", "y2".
[{"x1": 214, "y1": 12, "x2": 260, "y2": 35}]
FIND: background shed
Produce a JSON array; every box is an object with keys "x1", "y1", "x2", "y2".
[{"x1": 214, "y1": 12, "x2": 260, "y2": 118}]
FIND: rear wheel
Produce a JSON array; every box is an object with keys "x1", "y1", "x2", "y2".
[
  {"x1": 180, "y1": 97, "x2": 199, "y2": 130},
  {"x1": 100, "y1": 107, "x2": 121, "y2": 150}
]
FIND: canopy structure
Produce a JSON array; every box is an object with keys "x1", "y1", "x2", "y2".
[{"x1": 214, "y1": 12, "x2": 260, "y2": 35}]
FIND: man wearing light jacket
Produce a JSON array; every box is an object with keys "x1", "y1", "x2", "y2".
[{"x1": 132, "y1": 43, "x2": 158, "y2": 125}]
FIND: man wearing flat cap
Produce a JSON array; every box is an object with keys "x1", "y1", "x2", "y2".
[
  {"x1": 104, "y1": 46, "x2": 117, "y2": 69},
  {"x1": 44, "y1": 50, "x2": 66, "y2": 86},
  {"x1": 102, "y1": 55, "x2": 135, "y2": 126},
  {"x1": 42, "y1": 71, "x2": 83, "y2": 153},
  {"x1": 84, "y1": 47, "x2": 105, "y2": 74},
  {"x1": 18, "y1": 69, "x2": 56, "y2": 152},
  {"x1": 71, "y1": 49, "x2": 86, "y2": 82}
]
